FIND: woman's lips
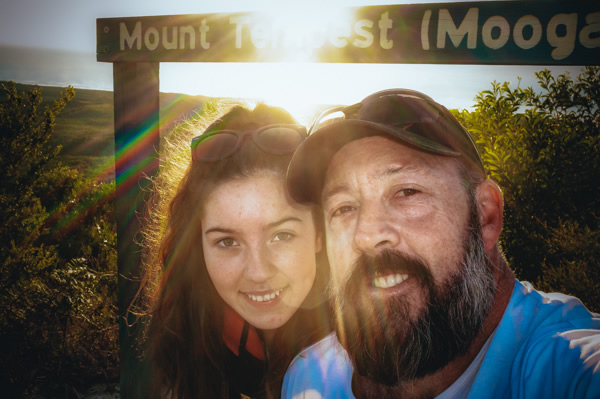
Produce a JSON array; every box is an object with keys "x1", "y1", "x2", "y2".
[{"x1": 243, "y1": 288, "x2": 283, "y2": 303}]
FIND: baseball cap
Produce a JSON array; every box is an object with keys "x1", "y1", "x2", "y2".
[{"x1": 286, "y1": 89, "x2": 485, "y2": 204}]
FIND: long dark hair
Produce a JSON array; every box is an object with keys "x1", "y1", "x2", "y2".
[{"x1": 137, "y1": 103, "x2": 331, "y2": 398}]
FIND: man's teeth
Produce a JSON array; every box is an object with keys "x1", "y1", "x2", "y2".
[
  {"x1": 246, "y1": 290, "x2": 281, "y2": 302},
  {"x1": 372, "y1": 273, "x2": 408, "y2": 289}
]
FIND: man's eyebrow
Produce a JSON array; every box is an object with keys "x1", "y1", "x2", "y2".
[
  {"x1": 322, "y1": 165, "x2": 424, "y2": 201},
  {"x1": 321, "y1": 184, "x2": 350, "y2": 203},
  {"x1": 383, "y1": 165, "x2": 424, "y2": 177}
]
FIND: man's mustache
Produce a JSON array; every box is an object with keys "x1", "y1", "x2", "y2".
[{"x1": 351, "y1": 249, "x2": 434, "y2": 289}]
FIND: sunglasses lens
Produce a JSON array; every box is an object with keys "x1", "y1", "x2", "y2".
[
  {"x1": 255, "y1": 127, "x2": 305, "y2": 154},
  {"x1": 192, "y1": 132, "x2": 238, "y2": 161},
  {"x1": 358, "y1": 95, "x2": 441, "y2": 126}
]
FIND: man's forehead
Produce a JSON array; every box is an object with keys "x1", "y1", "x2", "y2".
[
  {"x1": 324, "y1": 136, "x2": 442, "y2": 177},
  {"x1": 320, "y1": 137, "x2": 456, "y2": 200}
]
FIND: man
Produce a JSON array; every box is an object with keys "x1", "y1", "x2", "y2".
[{"x1": 282, "y1": 89, "x2": 600, "y2": 398}]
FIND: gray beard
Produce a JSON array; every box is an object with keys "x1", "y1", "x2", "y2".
[{"x1": 332, "y1": 204, "x2": 497, "y2": 390}]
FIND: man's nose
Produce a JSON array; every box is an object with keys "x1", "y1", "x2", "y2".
[
  {"x1": 353, "y1": 202, "x2": 400, "y2": 256},
  {"x1": 244, "y1": 245, "x2": 277, "y2": 283}
]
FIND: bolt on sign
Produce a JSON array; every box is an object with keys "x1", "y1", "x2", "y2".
[{"x1": 97, "y1": 1, "x2": 599, "y2": 65}]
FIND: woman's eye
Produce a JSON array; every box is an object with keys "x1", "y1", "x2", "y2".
[
  {"x1": 332, "y1": 205, "x2": 355, "y2": 217},
  {"x1": 217, "y1": 238, "x2": 238, "y2": 247},
  {"x1": 273, "y1": 232, "x2": 293, "y2": 242}
]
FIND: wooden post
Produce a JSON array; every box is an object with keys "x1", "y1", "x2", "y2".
[{"x1": 113, "y1": 61, "x2": 160, "y2": 398}]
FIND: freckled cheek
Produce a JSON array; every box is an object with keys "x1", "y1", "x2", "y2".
[
  {"x1": 272, "y1": 246, "x2": 316, "y2": 281},
  {"x1": 205, "y1": 255, "x2": 244, "y2": 291}
]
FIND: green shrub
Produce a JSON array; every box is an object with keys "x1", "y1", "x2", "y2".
[
  {"x1": 0, "y1": 82, "x2": 118, "y2": 397},
  {"x1": 455, "y1": 66, "x2": 600, "y2": 312}
]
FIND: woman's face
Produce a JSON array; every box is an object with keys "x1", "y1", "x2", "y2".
[{"x1": 201, "y1": 174, "x2": 320, "y2": 330}]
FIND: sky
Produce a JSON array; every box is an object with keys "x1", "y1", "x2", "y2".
[{"x1": 0, "y1": 0, "x2": 588, "y2": 124}]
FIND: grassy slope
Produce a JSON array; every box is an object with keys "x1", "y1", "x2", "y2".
[{"x1": 0, "y1": 81, "x2": 210, "y2": 179}]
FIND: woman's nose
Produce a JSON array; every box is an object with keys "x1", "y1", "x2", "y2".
[{"x1": 243, "y1": 245, "x2": 277, "y2": 283}]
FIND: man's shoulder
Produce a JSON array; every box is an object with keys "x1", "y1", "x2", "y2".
[
  {"x1": 509, "y1": 320, "x2": 600, "y2": 398},
  {"x1": 282, "y1": 333, "x2": 354, "y2": 399},
  {"x1": 503, "y1": 281, "x2": 600, "y2": 356},
  {"x1": 471, "y1": 280, "x2": 600, "y2": 398},
  {"x1": 289, "y1": 332, "x2": 351, "y2": 371},
  {"x1": 511, "y1": 280, "x2": 600, "y2": 329}
]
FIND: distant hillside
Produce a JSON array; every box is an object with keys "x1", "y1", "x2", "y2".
[
  {"x1": 0, "y1": 45, "x2": 113, "y2": 91},
  {"x1": 0, "y1": 81, "x2": 213, "y2": 178}
]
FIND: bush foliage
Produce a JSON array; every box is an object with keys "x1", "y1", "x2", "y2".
[
  {"x1": 0, "y1": 82, "x2": 118, "y2": 397},
  {"x1": 454, "y1": 66, "x2": 600, "y2": 312}
]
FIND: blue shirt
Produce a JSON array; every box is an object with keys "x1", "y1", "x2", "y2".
[{"x1": 282, "y1": 280, "x2": 600, "y2": 398}]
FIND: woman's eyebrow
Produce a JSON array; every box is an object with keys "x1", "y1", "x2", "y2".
[
  {"x1": 266, "y1": 216, "x2": 303, "y2": 230},
  {"x1": 204, "y1": 226, "x2": 236, "y2": 235},
  {"x1": 205, "y1": 217, "x2": 304, "y2": 235}
]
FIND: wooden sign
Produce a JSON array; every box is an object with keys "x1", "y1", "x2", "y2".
[{"x1": 98, "y1": 1, "x2": 599, "y2": 65}]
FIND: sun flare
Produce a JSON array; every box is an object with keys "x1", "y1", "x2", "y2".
[
  {"x1": 254, "y1": 5, "x2": 355, "y2": 63},
  {"x1": 159, "y1": 4, "x2": 359, "y2": 126}
]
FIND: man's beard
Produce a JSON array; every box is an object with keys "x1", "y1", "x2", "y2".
[{"x1": 332, "y1": 203, "x2": 497, "y2": 388}]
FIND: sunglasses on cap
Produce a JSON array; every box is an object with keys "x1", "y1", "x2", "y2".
[
  {"x1": 190, "y1": 124, "x2": 307, "y2": 162},
  {"x1": 286, "y1": 89, "x2": 485, "y2": 204},
  {"x1": 308, "y1": 89, "x2": 484, "y2": 170}
]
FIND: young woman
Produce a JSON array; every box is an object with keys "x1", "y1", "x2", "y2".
[{"x1": 137, "y1": 103, "x2": 331, "y2": 398}]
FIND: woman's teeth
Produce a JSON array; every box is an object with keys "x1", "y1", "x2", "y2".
[
  {"x1": 372, "y1": 273, "x2": 408, "y2": 289},
  {"x1": 246, "y1": 290, "x2": 281, "y2": 302}
]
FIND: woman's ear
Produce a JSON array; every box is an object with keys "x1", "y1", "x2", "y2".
[{"x1": 475, "y1": 180, "x2": 504, "y2": 252}]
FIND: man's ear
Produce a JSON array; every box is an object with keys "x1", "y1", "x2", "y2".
[{"x1": 476, "y1": 180, "x2": 503, "y2": 252}]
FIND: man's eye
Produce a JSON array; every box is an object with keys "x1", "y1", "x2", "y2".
[
  {"x1": 273, "y1": 232, "x2": 294, "y2": 242},
  {"x1": 398, "y1": 188, "x2": 418, "y2": 197},
  {"x1": 217, "y1": 238, "x2": 238, "y2": 247},
  {"x1": 332, "y1": 205, "x2": 355, "y2": 217}
]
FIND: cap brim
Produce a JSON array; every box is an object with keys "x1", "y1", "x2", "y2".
[{"x1": 286, "y1": 119, "x2": 460, "y2": 204}]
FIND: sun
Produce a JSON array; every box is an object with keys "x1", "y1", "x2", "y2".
[
  {"x1": 160, "y1": 4, "x2": 358, "y2": 126},
  {"x1": 253, "y1": 4, "x2": 355, "y2": 63}
]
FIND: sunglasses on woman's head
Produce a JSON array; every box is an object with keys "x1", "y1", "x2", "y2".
[{"x1": 190, "y1": 124, "x2": 307, "y2": 162}]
